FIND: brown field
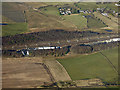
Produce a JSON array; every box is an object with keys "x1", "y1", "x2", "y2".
[
  {"x1": 107, "y1": 14, "x2": 118, "y2": 24},
  {"x1": 94, "y1": 12, "x2": 118, "y2": 32},
  {"x1": 2, "y1": 57, "x2": 52, "y2": 88},
  {"x1": 43, "y1": 57, "x2": 71, "y2": 82}
]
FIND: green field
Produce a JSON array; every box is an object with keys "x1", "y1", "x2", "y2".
[
  {"x1": 101, "y1": 48, "x2": 118, "y2": 71},
  {"x1": 87, "y1": 17, "x2": 107, "y2": 28},
  {"x1": 94, "y1": 12, "x2": 118, "y2": 31},
  {"x1": 75, "y1": 2, "x2": 98, "y2": 10},
  {"x1": 3, "y1": 2, "x2": 118, "y2": 36},
  {"x1": 57, "y1": 47, "x2": 118, "y2": 83},
  {"x1": 2, "y1": 23, "x2": 28, "y2": 36},
  {"x1": 76, "y1": 2, "x2": 117, "y2": 11},
  {"x1": 40, "y1": 6, "x2": 87, "y2": 30},
  {"x1": 62, "y1": 15, "x2": 87, "y2": 29},
  {"x1": 40, "y1": 6, "x2": 59, "y2": 16}
]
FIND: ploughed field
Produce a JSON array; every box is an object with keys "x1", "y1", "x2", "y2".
[
  {"x1": 57, "y1": 47, "x2": 118, "y2": 83},
  {"x1": 2, "y1": 57, "x2": 52, "y2": 88}
]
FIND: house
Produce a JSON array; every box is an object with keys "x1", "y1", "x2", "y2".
[
  {"x1": 115, "y1": 13, "x2": 118, "y2": 16},
  {"x1": 59, "y1": 8, "x2": 62, "y2": 11},
  {"x1": 61, "y1": 12, "x2": 65, "y2": 15},
  {"x1": 67, "y1": 8, "x2": 71, "y2": 11},
  {"x1": 33, "y1": 8, "x2": 38, "y2": 11},
  {"x1": 66, "y1": 10, "x2": 71, "y2": 15},
  {"x1": 59, "y1": 7, "x2": 72, "y2": 15},
  {"x1": 97, "y1": 8, "x2": 101, "y2": 10},
  {"x1": 115, "y1": 4, "x2": 120, "y2": 6},
  {"x1": 22, "y1": 51, "x2": 25, "y2": 56},
  {"x1": 27, "y1": 51, "x2": 29, "y2": 56},
  {"x1": 101, "y1": 13, "x2": 108, "y2": 16},
  {"x1": 82, "y1": 16, "x2": 85, "y2": 18},
  {"x1": 79, "y1": 10, "x2": 84, "y2": 13},
  {"x1": 113, "y1": 10, "x2": 115, "y2": 13}
]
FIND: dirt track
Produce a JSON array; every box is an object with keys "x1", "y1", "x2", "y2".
[
  {"x1": 100, "y1": 52, "x2": 118, "y2": 73},
  {"x1": 2, "y1": 57, "x2": 52, "y2": 88}
]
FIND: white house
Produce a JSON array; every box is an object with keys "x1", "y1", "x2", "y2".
[
  {"x1": 27, "y1": 51, "x2": 29, "y2": 56},
  {"x1": 33, "y1": 8, "x2": 38, "y2": 11},
  {"x1": 61, "y1": 12, "x2": 65, "y2": 15},
  {"x1": 115, "y1": 4, "x2": 120, "y2": 6},
  {"x1": 22, "y1": 51, "x2": 25, "y2": 55},
  {"x1": 101, "y1": 13, "x2": 108, "y2": 16},
  {"x1": 113, "y1": 11, "x2": 115, "y2": 13},
  {"x1": 97, "y1": 8, "x2": 101, "y2": 10}
]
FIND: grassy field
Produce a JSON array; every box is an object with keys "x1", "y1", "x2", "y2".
[
  {"x1": 44, "y1": 58, "x2": 71, "y2": 82},
  {"x1": 76, "y1": 2, "x2": 117, "y2": 11},
  {"x1": 2, "y1": 16, "x2": 15, "y2": 23},
  {"x1": 2, "y1": 23, "x2": 28, "y2": 36},
  {"x1": 107, "y1": 14, "x2": 118, "y2": 24},
  {"x1": 87, "y1": 16, "x2": 107, "y2": 28},
  {"x1": 2, "y1": 2, "x2": 25, "y2": 22},
  {"x1": 101, "y1": 47, "x2": 118, "y2": 71},
  {"x1": 3, "y1": 2, "x2": 118, "y2": 35},
  {"x1": 57, "y1": 47, "x2": 118, "y2": 83},
  {"x1": 76, "y1": 2, "x2": 98, "y2": 10},
  {"x1": 94, "y1": 12, "x2": 118, "y2": 31},
  {"x1": 25, "y1": 9, "x2": 76, "y2": 31},
  {"x1": 62, "y1": 15, "x2": 87, "y2": 29},
  {"x1": 40, "y1": 6, "x2": 59, "y2": 16},
  {"x1": 25, "y1": 2, "x2": 74, "y2": 8}
]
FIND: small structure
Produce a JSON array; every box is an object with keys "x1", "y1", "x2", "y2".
[
  {"x1": 97, "y1": 8, "x2": 101, "y2": 10},
  {"x1": 101, "y1": 13, "x2": 108, "y2": 16},
  {"x1": 61, "y1": 12, "x2": 65, "y2": 15},
  {"x1": 113, "y1": 10, "x2": 115, "y2": 13},
  {"x1": 59, "y1": 7, "x2": 71, "y2": 15},
  {"x1": 79, "y1": 10, "x2": 84, "y2": 13},
  {"x1": 115, "y1": 4, "x2": 120, "y2": 6},
  {"x1": 33, "y1": 8, "x2": 38, "y2": 11},
  {"x1": 26, "y1": 51, "x2": 29, "y2": 56},
  {"x1": 22, "y1": 51, "x2": 25, "y2": 56}
]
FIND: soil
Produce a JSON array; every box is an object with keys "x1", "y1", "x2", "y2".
[{"x1": 2, "y1": 57, "x2": 52, "y2": 88}]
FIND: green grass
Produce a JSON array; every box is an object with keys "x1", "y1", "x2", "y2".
[
  {"x1": 76, "y1": 2, "x2": 117, "y2": 11},
  {"x1": 87, "y1": 17, "x2": 107, "y2": 28},
  {"x1": 41, "y1": 6, "x2": 59, "y2": 16},
  {"x1": 40, "y1": 6, "x2": 87, "y2": 30},
  {"x1": 62, "y1": 15, "x2": 87, "y2": 29},
  {"x1": 98, "y1": 3, "x2": 118, "y2": 12},
  {"x1": 94, "y1": 12, "x2": 118, "y2": 31},
  {"x1": 2, "y1": 23, "x2": 28, "y2": 36},
  {"x1": 57, "y1": 47, "x2": 118, "y2": 82},
  {"x1": 76, "y1": 2, "x2": 98, "y2": 10},
  {"x1": 101, "y1": 47, "x2": 118, "y2": 71}
]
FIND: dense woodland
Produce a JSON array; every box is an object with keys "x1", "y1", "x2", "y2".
[
  {"x1": 2, "y1": 46, "x2": 70, "y2": 57},
  {"x1": 2, "y1": 30, "x2": 115, "y2": 48},
  {"x1": 2, "y1": 41, "x2": 119, "y2": 57},
  {"x1": 71, "y1": 42, "x2": 119, "y2": 54}
]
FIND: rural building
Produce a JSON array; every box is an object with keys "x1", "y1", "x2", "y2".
[
  {"x1": 115, "y1": 4, "x2": 120, "y2": 6},
  {"x1": 101, "y1": 13, "x2": 108, "y2": 16},
  {"x1": 33, "y1": 8, "x2": 38, "y2": 11},
  {"x1": 59, "y1": 8, "x2": 71, "y2": 15}
]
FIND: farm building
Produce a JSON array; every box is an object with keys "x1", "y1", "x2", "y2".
[
  {"x1": 101, "y1": 13, "x2": 108, "y2": 16},
  {"x1": 115, "y1": 4, "x2": 120, "y2": 6}
]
